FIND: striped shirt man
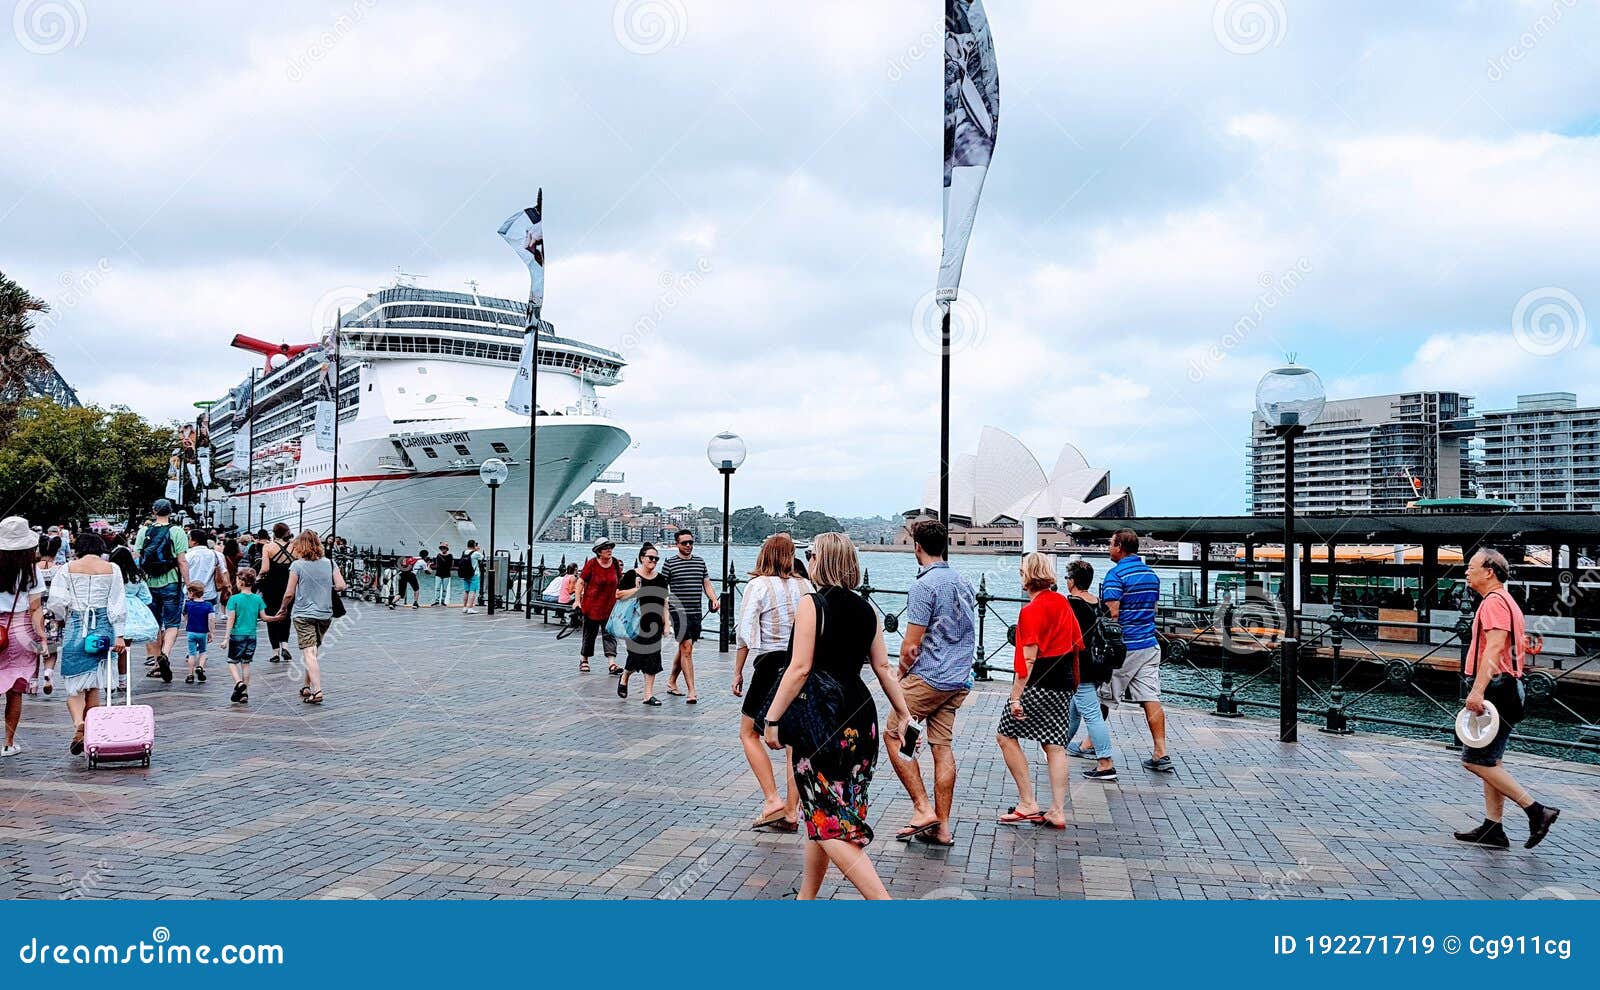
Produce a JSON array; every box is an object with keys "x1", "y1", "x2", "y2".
[
  {"x1": 1101, "y1": 554, "x2": 1160, "y2": 650},
  {"x1": 661, "y1": 553, "x2": 710, "y2": 622}
]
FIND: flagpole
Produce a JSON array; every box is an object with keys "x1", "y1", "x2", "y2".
[
  {"x1": 939, "y1": 305, "x2": 951, "y2": 527},
  {"x1": 246, "y1": 369, "x2": 257, "y2": 535},
  {"x1": 523, "y1": 308, "x2": 539, "y2": 620},
  {"x1": 329, "y1": 309, "x2": 341, "y2": 544}
]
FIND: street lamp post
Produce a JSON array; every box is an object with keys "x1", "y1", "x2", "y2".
[
  {"x1": 293, "y1": 485, "x2": 309, "y2": 533},
  {"x1": 480, "y1": 458, "x2": 509, "y2": 615},
  {"x1": 1256, "y1": 362, "x2": 1326, "y2": 744},
  {"x1": 707, "y1": 431, "x2": 746, "y2": 653}
]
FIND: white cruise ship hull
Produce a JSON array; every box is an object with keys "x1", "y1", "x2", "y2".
[{"x1": 218, "y1": 414, "x2": 628, "y2": 553}]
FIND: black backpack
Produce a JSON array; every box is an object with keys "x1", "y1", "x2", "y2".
[
  {"x1": 1089, "y1": 607, "x2": 1128, "y2": 672},
  {"x1": 139, "y1": 524, "x2": 180, "y2": 579},
  {"x1": 457, "y1": 553, "x2": 475, "y2": 579}
]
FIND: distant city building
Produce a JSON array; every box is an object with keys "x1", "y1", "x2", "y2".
[
  {"x1": 1477, "y1": 392, "x2": 1600, "y2": 512},
  {"x1": 901, "y1": 427, "x2": 1135, "y2": 551},
  {"x1": 1248, "y1": 391, "x2": 1475, "y2": 515},
  {"x1": 695, "y1": 521, "x2": 718, "y2": 544},
  {"x1": 606, "y1": 519, "x2": 628, "y2": 541}
]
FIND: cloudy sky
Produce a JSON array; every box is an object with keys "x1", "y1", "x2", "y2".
[{"x1": 3, "y1": 0, "x2": 1597, "y2": 517}]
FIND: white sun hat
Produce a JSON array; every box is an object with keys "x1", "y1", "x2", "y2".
[
  {"x1": 0, "y1": 516, "x2": 36, "y2": 552},
  {"x1": 1456, "y1": 701, "x2": 1501, "y2": 748}
]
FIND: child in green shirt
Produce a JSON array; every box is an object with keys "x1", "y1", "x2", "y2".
[{"x1": 225, "y1": 569, "x2": 267, "y2": 705}]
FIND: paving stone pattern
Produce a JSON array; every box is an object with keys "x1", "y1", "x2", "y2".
[{"x1": 2, "y1": 605, "x2": 1597, "y2": 900}]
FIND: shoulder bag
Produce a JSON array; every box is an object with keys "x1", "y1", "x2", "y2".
[
  {"x1": 776, "y1": 592, "x2": 848, "y2": 752},
  {"x1": 1478, "y1": 589, "x2": 1524, "y2": 724},
  {"x1": 329, "y1": 559, "x2": 347, "y2": 619}
]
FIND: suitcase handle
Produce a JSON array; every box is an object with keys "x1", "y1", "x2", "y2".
[{"x1": 107, "y1": 644, "x2": 131, "y2": 705}]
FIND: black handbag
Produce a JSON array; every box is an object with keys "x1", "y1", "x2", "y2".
[
  {"x1": 1475, "y1": 589, "x2": 1524, "y2": 724},
  {"x1": 776, "y1": 593, "x2": 848, "y2": 752},
  {"x1": 330, "y1": 559, "x2": 347, "y2": 619}
]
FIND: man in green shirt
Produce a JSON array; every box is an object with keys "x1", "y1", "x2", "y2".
[{"x1": 133, "y1": 499, "x2": 190, "y2": 683}]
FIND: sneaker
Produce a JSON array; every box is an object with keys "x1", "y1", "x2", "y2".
[
  {"x1": 230, "y1": 682, "x2": 245, "y2": 703},
  {"x1": 411, "y1": 603, "x2": 419, "y2": 610},
  {"x1": 41, "y1": 670, "x2": 52, "y2": 695},
  {"x1": 1525, "y1": 805, "x2": 1561, "y2": 849},
  {"x1": 196, "y1": 667, "x2": 207, "y2": 683},
  {"x1": 1082, "y1": 766, "x2": 1118, "y2": 781},
  {"x1": 1, "y1": 743, "x2": 20, "y2": 757},
  {"x1": 1454, "y1": 819, "x2": 1510, "y2": 848},
  {"x1": 1142, "y1": 756, "x2": 1175, "y2": 773}
]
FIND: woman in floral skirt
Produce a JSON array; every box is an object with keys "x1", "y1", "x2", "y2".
[{"x1": 763, "y1": 533, "x2": 911, "y2": 900}]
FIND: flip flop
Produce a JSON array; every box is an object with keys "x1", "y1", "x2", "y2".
[
  {"x1": 666, "y1": 689, "x2": 686, "y2": 697},
  {"x1": 750, "y1": 809, "x2": 789, "y2": 830},
  {"x1": 914, "y1": 831, "x2": 955, "y2": 846},
  {"x1": 998, "y1": 809, "x2": 1044, "y2": 826},
  {"x1": 1037, "y1": 816, "x2": 1068, "y2": 830},
  {"x1": 895, "y1": 822, "x2": 939, "y2": 842}
]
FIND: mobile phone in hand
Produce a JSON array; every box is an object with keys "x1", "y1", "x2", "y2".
[{"x1": 899, "y1": 720, "x2": 922, "y2": 759}]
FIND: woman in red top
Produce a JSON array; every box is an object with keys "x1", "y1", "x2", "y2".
[
  {"x1": 572, "y1": 538, "x2": 622, "y2": 674},
  {"x1": 995, "y1": 552, "x2": 1083, "y2": 830}
]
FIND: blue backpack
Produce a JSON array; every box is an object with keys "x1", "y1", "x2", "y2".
[{"x1": 139, "y1": 524, "x2": 180, "y2": 579}]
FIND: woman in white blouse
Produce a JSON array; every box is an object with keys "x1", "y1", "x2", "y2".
[
  {"x1": 733, "y1": 534, "x2": 813, "y2": 832},
  {"x1": 46, "y1": 532, "x2": 125, "y2": 756}
]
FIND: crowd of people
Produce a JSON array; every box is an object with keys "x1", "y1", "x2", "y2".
[
  {"x1": 0, "y1": 499, "x2": 349, "y2": 759},
  {"x1": 0, "y1": 499, "x2": 1566, "y2": 896}
]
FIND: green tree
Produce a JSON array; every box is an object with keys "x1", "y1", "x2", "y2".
[
  {"x1": 0, "y1": 271, "x2": 61, "y2": 428},
  {"x1": 729, "y1": 505, "x2": 775, "y2": 544},
  {"x1": 791, "y1": 510, "x2": 842, "y2": 540},
  {"x1": 0, "y1": 399, "x2": 176, "y2": 527}
]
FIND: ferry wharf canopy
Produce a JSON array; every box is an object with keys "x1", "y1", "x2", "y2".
[{"x1": 1063, "y1": 511, "x2": 1600, "y2": 615}]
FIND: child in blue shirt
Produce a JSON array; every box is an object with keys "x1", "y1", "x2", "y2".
[{"x1": 182, "y1": 581, "x2": 215, "y2": 685}]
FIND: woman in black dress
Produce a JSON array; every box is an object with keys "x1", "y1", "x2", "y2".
[
  {"x1": 256, "y1": 523, "x2": 295, "y2": 664},
  {"x1": 615, "y1": 543, "x2": 673, "y2": 706},
  {"x1": 763, "y1": 533, "x2": 912, "y2": 900}
]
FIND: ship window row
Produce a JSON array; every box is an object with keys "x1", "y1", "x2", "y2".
[
  {"x1": 351, "y1": 332, "x2": 621, "y2": 380},
  {"x1": 362, "y1": 303, "x2": 528, "y2": 326}
]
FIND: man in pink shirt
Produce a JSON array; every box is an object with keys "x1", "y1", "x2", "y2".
[{"x1": 1454, "y1": 548, "x2": 1560, "y2": 850}]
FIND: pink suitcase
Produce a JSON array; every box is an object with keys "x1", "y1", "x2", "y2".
[{"x1": 85, "y1": 654, "x2": 154, "y2": 769}]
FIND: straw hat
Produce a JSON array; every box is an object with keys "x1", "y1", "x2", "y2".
[
  {"x1": 0, "y1": 516, "x2": 36, "y2": 551},
  {"x1": 1456, "y1": 701, "x2": 1501, "y2": 748}
]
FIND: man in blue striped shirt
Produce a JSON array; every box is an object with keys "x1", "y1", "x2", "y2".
[{"x1": 1100, "y1": 529, "x2": 1173, "y2": 772}]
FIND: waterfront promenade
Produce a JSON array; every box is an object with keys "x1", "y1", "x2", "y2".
[{"x1": 2, "y1": 607, "x2": 1597, "y2": 900}]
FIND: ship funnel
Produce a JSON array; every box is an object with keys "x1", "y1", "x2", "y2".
[{"x1": 232, "y1": 333, "x2": 317, "y2": 371}]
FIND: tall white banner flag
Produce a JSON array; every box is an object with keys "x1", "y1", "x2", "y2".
[
  {"x1": 937, "y1": 0, "x2": 999, "y2": 303},
  {"x1": 230, "y1": 379, "x2": 254, "y2": 464},
  {"x1": 499, "y1": 189, "x2": 545, "y2": 416},
  {"x1": 314, "y1": 325, "x2": 339, "y2": 453}
]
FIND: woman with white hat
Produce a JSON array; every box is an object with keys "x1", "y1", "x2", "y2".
[{"x1": 0, "y1": 517, "x2": 47, "y2": 757}]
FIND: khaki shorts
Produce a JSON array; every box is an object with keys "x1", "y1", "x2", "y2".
[
  {"x1": 294, "y1": 617, "x2": 331, "y2": 650},
  {"x1": 888, "y1": 673, "x2": 969, "y2": 747},
  {"x1": 1101, "y1": 645, "x2": 1161, "y2": 708}
]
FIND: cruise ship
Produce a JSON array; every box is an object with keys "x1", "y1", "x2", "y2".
[{"x1": 200, "y1": 284, "x2": 631, "y2": 552}]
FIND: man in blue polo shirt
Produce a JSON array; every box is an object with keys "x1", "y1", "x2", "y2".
[
  {"x1": 1101, "y1": 529, "x2": 1173, "y2": 772},
  {"x1": 886, "y1": 520, "x2": 975, "y2": 846}
]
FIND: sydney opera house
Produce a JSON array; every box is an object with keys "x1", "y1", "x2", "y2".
[{"x1": 900, "y1": 427, "x2": 1135, "y2": 551}]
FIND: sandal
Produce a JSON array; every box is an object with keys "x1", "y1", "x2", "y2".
[
  {"x1": 184, "y1": 674, "x2": 195, "y2": 685},
  {"x1": 305, "y1": 691, "x2": 324, "y2": 705},
  {"x1": 642, "y1": 697, "x2": 662, "y2": 707},
  {"x1": 1038, "y1": 814, "x2": 1068, "y2": 830},
  {"x1": 606, "y1": 663, "x2": 622, "y2": 676},
  {"x1": 617, "y1": 677, "x2": 629, "y2": 699},
  {"x1": 914, "y1": 831, "x2": 956, "y2": 846},
  {"x1": 196, "y1": 668, "x2": 206, "y2": 683},
  {"x1": 895, "y1": 822, "x2": 939, "y2": 842},
  {"x1": 69, "y1": 727, "x2": 85, "y2": 756},
  {"x1": 666, "y1": 688, "x2": 686, "y2": 697},
  {"x1": 579, "y1": 660, "x2": 591, "y2": 673},
  {"x1": 751, "y1": 809, "x2": 789, "y2": 830},
  {"x1": 998, "y1": 809, "x2": 1044, "y2": 826},
  {"x1": 299, "y1": 685, "x2": 312, "y2": 699}
]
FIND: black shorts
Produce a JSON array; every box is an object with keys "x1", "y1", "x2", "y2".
[
  {"x1": 1462, "y1": 720, "x2": 1514, "y2": 767},
  {"x1": 674, "y1": 611, "x2": 703, "y2": 643},
  {"x1": 399, "y1": 571, "x2": 420, "y2": 593},
  {"x1": 741, "y1": 650, "x2": 790, "y2": 728}
]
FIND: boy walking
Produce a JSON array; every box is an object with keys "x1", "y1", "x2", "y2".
[
  {"x1": 182, "y1": 581, "x2": 215, "y2": 685},
  {"x1": 225, "y1": 569, "x2": 266, "y2": 704}
]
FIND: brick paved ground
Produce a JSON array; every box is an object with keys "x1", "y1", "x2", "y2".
[{"x1": 2, "y1": 605, "x2": 1597, "y2": 900}]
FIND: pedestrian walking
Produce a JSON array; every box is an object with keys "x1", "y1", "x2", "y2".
[
  {"x1": 181, "y1": 581, "x2": 215, "y2": 684},
  {"x1": 762, "y1": 533, "x2": 912, "y2": 899},
  {"x1": 1100, "y1": 529, "x2": 1172, "y2": 772},
  {"x1": 573, "y1": 537, "x2": 621, "y2": 674},
  {"x1": 184, "y1": 528, "x2": 232, "y2": 607},
  {"x1": 429, "y1": 543, "x2": 454, "y2": 607},
  {"x1": 46, "y1": 532, "x2": 126, "y2": 757},
  {"x1": 133, "y1": 499, "x2": 189, "y2": 683},
  {"x1": 733, "y1": 533, "x2": 811, "y2": 832},
  {"x1": 264, "y1": 530, "x2": 345, "y2": 706},
  {"x1": 224, "y1": 568, "x2": 265, "y2": 704},
  {"x1": 662, "y1": 529, "x2": 718, "y2": 704},
  {"x1": 0, "y1": 516, "x2": 46, "y2": 758},
  {"x1": 886, "y1": 519, "x2": 974, "y2": 846},
  {"x1": 615, "y1": 543, "x2": 673, "y2": 706},
  {"x1": 34, "y1": 542, "x2": 61, "y2": 697},
  {"x1": 391, "y1": 552, "x2": 426, "y2": 608},
  {"x1": 1453, "y1": 548, "x2": 1561, "y2": 849},
  {"x1": 996, "y1": 553, "x2": 1087, "y2": 830},
  {"x1": 256, "y1": 523, "x2": 295, "y2": 664},
  {"x1": 1062, "y1": 559, "x2": 1118, "y2": 780},
  {"x1": 107, "y1": 544, "x2": 155, "y2": 698},
  {"x1": 459, "y1": 540, "x2": 483, "y2": 614}
]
